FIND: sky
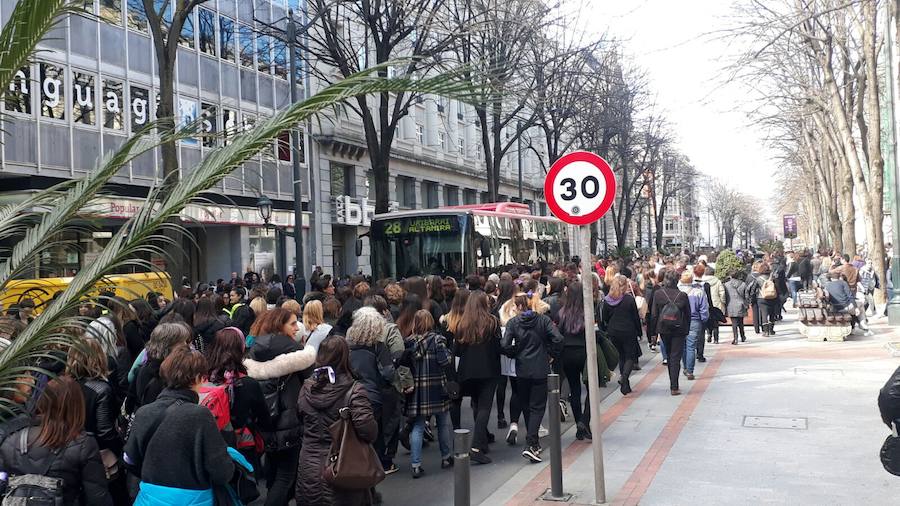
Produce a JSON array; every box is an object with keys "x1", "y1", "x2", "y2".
[{"x1": 576, "y1": 0, "x2": 778, "y2": 202}]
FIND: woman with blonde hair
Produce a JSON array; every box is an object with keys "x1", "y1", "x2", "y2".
[
  {"x1": 300, "y1": 300, "x2": 332, "y2": 345},
  {"x1": 249, "y1": 296, "x2": 267, "y2": 318}
]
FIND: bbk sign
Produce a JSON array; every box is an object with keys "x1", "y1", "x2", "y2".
[{"x1": 334, "y1": 196, "x2": 399, "y2": 227}]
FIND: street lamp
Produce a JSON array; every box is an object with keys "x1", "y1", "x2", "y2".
[{"x1": 256, "y1": 195, "x2": 273, "y2": 227}]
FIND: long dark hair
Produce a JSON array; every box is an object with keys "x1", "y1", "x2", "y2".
[
  {"x1": 404, "y1": 276, "x2": 432, "y2": 311},
  {"x1": 557, "y1": 282, "x2": 585, "y2": 335},
  {"x1": 314, "y1": 335, "x2": 355, "y2": 387},
  {"x1": 426, "y1": 275, "x2": 444, "y2": 304},
  {"x1": 193, "y1": 296, "x2": 218, "y2": 326},
  {"x1": 495, "y1": 279, "x2": 516, "y2": 310},
  {"x1": 170, "y1": 298, "x2": 196, "y2": 324},
  {"x1": 206, "y1": 327, "x2": 247, "y2": 383},
  {"x1": 131, "y1": 298, "x2": 156, "y2": 325},
  {"x1": 396, "y1": 294, "x2": 423, "y2": 337},
  {"x1": 455, "y1": 291, "x2": 497, "y2": 345}
]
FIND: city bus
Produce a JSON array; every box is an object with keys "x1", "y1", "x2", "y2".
[{"x1": 368, "y1": 202, "x2": 574, "y2": 281}]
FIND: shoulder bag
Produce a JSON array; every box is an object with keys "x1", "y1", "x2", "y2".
[{"x1": 322, "y1": 384, "x2": 386, "y2": 490}]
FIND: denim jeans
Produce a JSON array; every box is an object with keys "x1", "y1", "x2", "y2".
[
  {"x1": 410, "y1": 411, "x2": 452, "y2": 467},
  {"x1": 788, "y1": 279, "x2": 801, "y2": 306},
  {"x1": 682, "y1": 319, "x2": 703, "y2": 374},
  {"x1": 659, "y1": 338, "x2": 667, "y2": 361}
]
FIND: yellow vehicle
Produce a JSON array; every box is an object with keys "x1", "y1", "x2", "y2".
[{"x1": 0, "y1": 272, "x2": 173, "y2": 314}]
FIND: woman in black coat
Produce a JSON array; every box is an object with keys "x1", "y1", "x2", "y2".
[
  {"x1": 648, "y1": 269, "x2": 692, "y2": 396},
  {"x1": 124, "y1": 348, "x2": 233, "y2": 502},
  {"x1": 0, "y1": 377, "x2": 112, "y2": 505},
  {"x1": 192, "y1": 296, "x2": 232, "y2": 352},
  {"x1": 600, "y1": 276, "x2": 643, "y2": 396},
  {"x1": 451, "y1": 290, "x2": 501, "y2": 465}
]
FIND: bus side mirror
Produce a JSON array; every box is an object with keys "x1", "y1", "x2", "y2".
[{"x1": 355, "y1": 238, "x2": 364, "y2": 257}]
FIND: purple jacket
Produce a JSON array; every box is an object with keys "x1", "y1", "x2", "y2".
[{"x1": 678, "y1": 282, "x2": 709, "y2": 322}]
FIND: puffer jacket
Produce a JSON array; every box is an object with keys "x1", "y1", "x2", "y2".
[
  {"x1": 245, "y1": 333, "x2": 318, "y2": 451},
  {"x1": 501, "y1": 311, "x2": 563, "y2": 380},
  {"x1": 80, "y1": 378, "x2": 122, "y2": 454},
  {"x1": 0, "y1": 418, "x2": 112, "y2": 506},
  {"x1": 296, "y1": 378, "x2": 377, "y2": 506}
]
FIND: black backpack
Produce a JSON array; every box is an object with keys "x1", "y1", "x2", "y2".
[
  {"x1": 657, "y1": 290, "x2": 684, "y2": 335},
  {"x1": 1, "y1": 424, "x2": 64, "y2": 506}
]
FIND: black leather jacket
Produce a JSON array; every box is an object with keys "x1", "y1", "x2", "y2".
[{"x1": 80, "y1": 379, "x2": 122, "y2": 455}]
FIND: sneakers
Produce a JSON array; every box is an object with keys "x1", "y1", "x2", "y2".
[
  {"x1": 538, "y1": 425, "x2": 549, "y2": 438},
  {"x1": 864, "y1": 330, "x2": 875, "y2": 337},
  {"x1": 506, "y1": 423, "x2": 518, "y2": 445},
  {"x1": 384, "y1": 463, "x2": 399, "y2": 475},
  {"x1": 441, "y1": 456, "x2": 454, "y2": 469},
  {"x1": 697, "y1": 357, "x2": 707, "y2": 363},
  {"x1": 470, "y1": 448, "x2": 492, "y2": 464},
  {"x1": 662, "y1": 359, "x2": 668, "y2": 365},
  {"x1": 412, "y1": 466, "x2": 425, "y2": 479},
  {"x1": 522, "y1": 445, "x2": 542, "y2": 463},
  {"x1": 686, "y1": 372, "x2": 695, "y2": 380}
]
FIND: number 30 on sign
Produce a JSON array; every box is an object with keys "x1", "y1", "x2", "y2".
[{"x1": 543, "y1": 151, "x2": 617, "y2": 226}]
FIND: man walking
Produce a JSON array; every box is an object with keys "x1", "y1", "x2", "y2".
[{"x1": 678, "y1": 270, "x2": 709, "y2": 380}]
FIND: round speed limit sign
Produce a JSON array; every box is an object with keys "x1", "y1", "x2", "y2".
[{"x1": 544, "y1": 151, "x2": 616, "y2": 225}]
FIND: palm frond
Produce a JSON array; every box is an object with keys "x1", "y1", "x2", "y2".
[{"x1": 0, "y1": 64, "x2": 483, "y2": 418}]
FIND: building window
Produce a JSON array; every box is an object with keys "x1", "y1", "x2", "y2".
[
  {"x1": 480, "y1": 191, "x2": 490, "y2": 204},
  {"x1": 457, "y1": 137, "x2": 465, "y2": 156},
  {"x1": 127, "y1": 84, "x2": 148, "y2": 132},
  {"x1": 72, "y1": 71, "x2": 96, "y2": 126},
  {"x1": 277, "y1": 130, "x2": 291, "y2": 161},
  {"x1": 198, "y1": 8, "x2": 216, "y2": 57},
  {"x1": 445, "y1": 186, "x2": 459, "y2": 206},
  {"x1": 539, "y1": 202, "x2": 547, "y2": 216},
  {"x1": 179, "y1": 7, "x2": 195, "y2": 49},
  {"x1": 257, "y1": 34, "x2": 271, "y2": 74},
  {"x1": 219, "y1": 16, "x2": 235, "y2": 62},
  {"x1": 39, "y1": 63, "x2": 65, "y2": 121},
  {"x1": 201, "y1": 103, "x2": 216, "y2": 148},
  {"x1": 665, "y1": 220, "x2": 674, "y2": 232},
  {"x1": 396, "y1": 176, "x2": 416, "y2": 209},
  {"x1": 437, "y1": 96, "x2": 446, "y2": 114},
  {"x1": 423, "y1": 181, "x2": 439, "y2": 208},
  {"x1": 5, "y1": 67, "x2": 31, "y2": 115},
  {"x1": 127, "y1": 0, "x2": 148, "y2": 33},
  {"x1": 366, "y1": 171, "x2": 376, "y2": 199},
  {"x1": 273, "y1": 39, "x2": 287, "y2": 79},
  {"x1": 415, "y1": 123, "x2": 424, "y2": 144},
  {"x1": 439, "y1": 131, "x2": 446, "y2": 151},
  {"x1": 475, "y1": 141, "x2": 482, "y2": 160},
  {"x1": 331, "y1": 164, "x2": 355, "y2": 197},
  {"x1": 100, "y1": 0, "x2": 122, "y2": 24},
  {"x1": 222, "y1": 108, "x2": 237, "y2": 144},
  {"x1": 239, "y1": 24, "x2": 254, "y2": 68},
  {"x1": 463, "y1": 189, "x2": 476, "y2": 205}
]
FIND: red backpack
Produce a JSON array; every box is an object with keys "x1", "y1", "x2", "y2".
[{"x1": 199, "y1": 378, "x2": 263, "y2": 452}]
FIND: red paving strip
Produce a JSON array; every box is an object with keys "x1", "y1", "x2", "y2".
[
  {"x1": 609, "y1": 352, "x2": 726, "y2": 506},
  {"x1": 504, "y1": 362, "x2": 667, "y2": 506}
]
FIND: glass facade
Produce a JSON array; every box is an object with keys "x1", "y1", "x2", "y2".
[{"x1": 0, "y1": 0, "x2": 304, "y2": 202}]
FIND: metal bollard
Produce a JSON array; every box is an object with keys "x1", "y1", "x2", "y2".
[
  {"x1": 541, "y1": 374, "x2": 572, "y2": 501},
  {"x1": 454, "y1": 429, "x2": 472, "y2": 506}
]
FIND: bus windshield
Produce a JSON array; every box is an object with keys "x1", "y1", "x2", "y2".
[{"x1": 370, "y1": 214, "x2": 468, "y2": 280}]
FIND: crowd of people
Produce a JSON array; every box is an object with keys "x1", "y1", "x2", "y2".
[{"x1": 0, "y1": 245, "x2": 887, "y2": 505}]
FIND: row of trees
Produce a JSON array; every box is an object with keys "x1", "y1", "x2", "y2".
[{"x1": 730, "y1": 0, "x2": 889, "y2": 294}]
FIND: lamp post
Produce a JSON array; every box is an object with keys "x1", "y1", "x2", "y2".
[{"x1": 256, "y1": 195, "x2": 273, "y2": 227}]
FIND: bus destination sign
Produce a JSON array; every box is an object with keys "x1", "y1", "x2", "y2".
[{"x1": 383, "y1": 216, "x2": 460, "y2": 236}]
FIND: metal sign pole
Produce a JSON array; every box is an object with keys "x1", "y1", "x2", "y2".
[{"x1": 580, "y1": 224, "x2": 606, "y2": 504}]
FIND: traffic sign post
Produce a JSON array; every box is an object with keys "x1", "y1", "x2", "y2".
[{"x1": 544, "y1": 151, "x2": 616, "y2": 505}]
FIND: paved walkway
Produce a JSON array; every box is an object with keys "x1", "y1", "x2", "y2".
[{"x1": 483, "y1": 309, "x2": 900, "y2": 505}]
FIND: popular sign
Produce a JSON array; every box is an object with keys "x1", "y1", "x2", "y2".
[{"x1": 544, "y1": 151, "x2": 616, "y2": 225}]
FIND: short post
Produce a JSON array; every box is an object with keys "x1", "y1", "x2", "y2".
[
  {"x1": 454, "y1": 429, "x2": 471, "y2": 506},
  {"x1": 541, "y1": 374, "x2": 572, "y2": 501}
]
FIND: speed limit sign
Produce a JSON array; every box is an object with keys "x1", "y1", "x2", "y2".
[{"x1": 544, "y1": 151, "x2": 616, "y2": 225}]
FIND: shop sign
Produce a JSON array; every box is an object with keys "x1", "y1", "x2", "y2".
[
  {"x1": 92, "y1": 197, "x2": 310, "y2": 228},
  {"x1": 334, "y1": 195, "x2": 398, "y2": 226}
]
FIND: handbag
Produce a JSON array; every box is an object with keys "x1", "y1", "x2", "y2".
[
  {"x1": 627, "y1": 281, "x2": 648, "y2": 320},
  {"x1": 322, "y1": 384, "x2": 386, "y2": 490}
]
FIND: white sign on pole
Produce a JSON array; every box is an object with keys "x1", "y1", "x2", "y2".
[{"x1": 544, "y1": 150, "x2": 617, "y2": 505}]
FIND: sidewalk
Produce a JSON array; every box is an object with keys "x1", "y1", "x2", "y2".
[{"x1": 484, "y1": 310, "x2": 900, "y2": 505}]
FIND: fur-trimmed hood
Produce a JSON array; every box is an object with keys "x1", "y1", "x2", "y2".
[
  {"x1": 499, "y1": 297, "x2": 549, "y2": 326},
  {"x1": 244, "y1": 347, "x2": 317, "y2": 380}
]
